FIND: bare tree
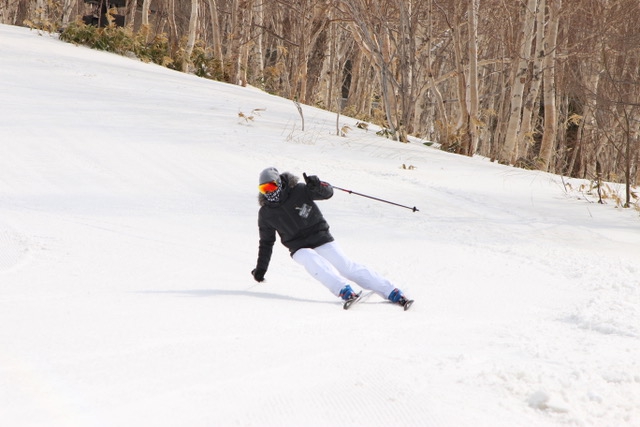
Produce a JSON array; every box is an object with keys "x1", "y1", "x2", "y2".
[
  {"x1": 141, "y1": 0, "x2": 151, "y2": 29},
  {"x1": 61, "y1": 0, "x2": 76, "y2": 25},
  {"x1": 537, "y1": 0, "x2": 561, "y2": 171},
  {"x1": 500, "y1": 0, "x2": 538, "y2": 164},
  {"x1": 183, "y1": 0, "x2": 198, "y2": 72},
  {"x1": 517, "y1": 0, "x2": 545, "y2": 163},
  {"x1": 592, "y1": 0, "x2": 640, "y2": 206},
  {"x1": 338, "y1": 0, "x2": 401, "y2": 138},
  {"x1": 467, "y1": 0, "x2": 480, "y2": 155}
]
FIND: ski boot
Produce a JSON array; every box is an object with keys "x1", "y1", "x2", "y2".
[{"x1": 388, "y1": 288, "x2": 414, "y2": 311}]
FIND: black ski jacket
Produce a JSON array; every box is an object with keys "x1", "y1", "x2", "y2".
[{"x1": 256, "y1": 172, "x2": 334, "y2": 273}]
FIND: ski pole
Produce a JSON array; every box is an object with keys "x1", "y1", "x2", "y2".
[{"x1": 333, "y1": 186, "x2": 419, "y2": 212}]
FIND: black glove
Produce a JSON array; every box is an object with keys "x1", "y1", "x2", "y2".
[
  {"x1": 303, "y1": 173, "x2": 321, "y2": 190},
  {"x1": 251, "y1": 268, "x2": 266, "y2": 282}
]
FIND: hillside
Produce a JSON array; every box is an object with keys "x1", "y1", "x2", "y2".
[{"x1": 1, "y1": 24, "x2": 639, "y2": 426}]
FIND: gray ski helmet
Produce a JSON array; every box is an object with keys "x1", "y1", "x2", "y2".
[{"x1": 259, "y1": 167, "x2": 281, "y2": 186}]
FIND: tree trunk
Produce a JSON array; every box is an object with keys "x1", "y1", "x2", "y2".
[
  {"x1": 229, "y1": 0, "x2": 252, "y2": 86},
  {"x1": 126, "y1": 0, "x2": 136, "y2": 29},
  {"x1": 426, "y1": 0, "x2": 449, "y2": 145},
  {"x1": 517, "y1": 0, "x2": 545, "y2": 161},
  {"x1": 537, "y1": 0, "x2": 561, "y2": 171},
  {"x1": 205, "y1": 0, "x2": 223, "y2": 64},
  {"x1": 183, "y1": 0, "x2": 198, "y2": 73},
  {"x1": 141, "y1": 0, "x2": 151, "y2": 30},
  {"x1": 452, "y1": 1, "x2": 470, "y2": 154},
  {"x1": 253, "y1": 0, "x2": 264, "y2": 81},
  {"x1": 579, "y1": 68, "x2": 602, "y2": 180},
  {"x1": 61, "y1": 0, "x2": 75, "y2": 25},
  {"x1": 164, "y1": 0, "x2": 179, "y2": 49},
  {"x1": 467, "y1": 0, "x2": 480, "y2": 155},
  {"x1": 499, "y1": 0, "x2": 538, "y2": 164}
]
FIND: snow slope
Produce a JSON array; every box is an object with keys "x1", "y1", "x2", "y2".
[{"x1": 1, "y1": 24, "x2": 639, "y2": 426}]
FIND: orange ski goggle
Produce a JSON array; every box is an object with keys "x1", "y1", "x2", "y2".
[{"x1": 258, "y1": 181, "x2": 279, "y2": 194}]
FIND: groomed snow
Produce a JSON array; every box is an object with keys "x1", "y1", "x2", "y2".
[{"x1": 1, "y1": 24, "x2": 639, "y2": 426}]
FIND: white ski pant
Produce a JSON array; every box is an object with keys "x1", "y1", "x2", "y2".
[{"x1": 292, "y1": 241, "x2": 396, "y2": 299}]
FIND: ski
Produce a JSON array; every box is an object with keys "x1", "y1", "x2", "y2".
[
  {"x1": 343, "y1": 291, "x2": 414, "y2": 311},
  {"x1": 343, "y1": 290, "x2": 376, "y2": 310},
  {"x1": 401, "y1": 299, "x2": 415, "y2": 311},
  {"x1": 343, "y1": 291, "x2": 363, "y2": 310}
]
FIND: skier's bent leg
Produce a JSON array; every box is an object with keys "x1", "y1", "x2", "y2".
[
  {"x1": 314, "y1": 241, "x2": 396, "y2": 298},
  {"x1": 292, "y1": 248, "x2": 349, "y2": 296}
]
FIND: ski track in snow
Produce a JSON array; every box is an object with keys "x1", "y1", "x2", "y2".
[
  {"x1": 1, "y1": 24, "x2": 640, "y2": 427},
  {"x1": 0, "y1": 223, "x2": 30, "y2": 273}
]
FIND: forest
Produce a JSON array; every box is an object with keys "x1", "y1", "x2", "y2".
[{"x1": 2, "y1": 0, "x2": 639, "y2": 207}]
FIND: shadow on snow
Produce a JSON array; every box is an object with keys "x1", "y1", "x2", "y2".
[{"x1": 137, "y1": 288, "x2": 337, "y2": 305}]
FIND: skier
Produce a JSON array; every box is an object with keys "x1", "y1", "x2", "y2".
[{"x1": 251, "y1": 167, "x2": 412, "y2": 309}]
